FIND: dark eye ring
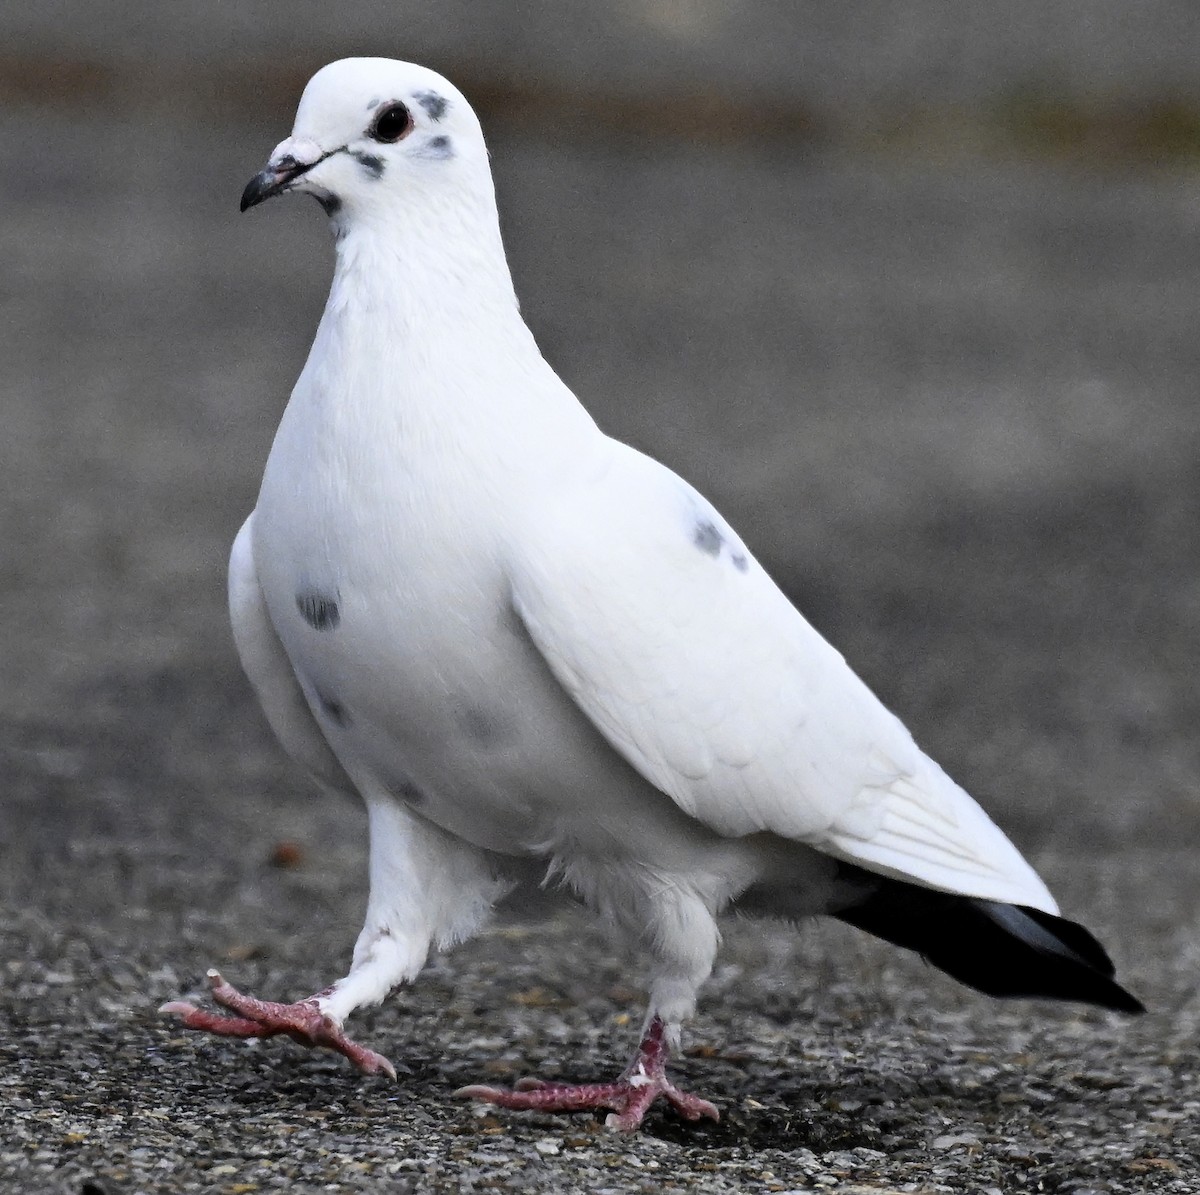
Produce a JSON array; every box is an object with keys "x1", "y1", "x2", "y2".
[{"x1": 369, "y1": 103, "x2": 413, "y2": 144}]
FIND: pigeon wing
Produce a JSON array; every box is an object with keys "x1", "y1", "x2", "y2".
[
  {"x1": 510, "y1": 442, "x2": 1056, "y2": 913},
  {"x1": 229, "y1": 513, "x2": 353, "y2": 794}
]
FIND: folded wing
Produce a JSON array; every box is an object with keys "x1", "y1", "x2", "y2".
[
  {"x1": 229, "y1": 514, "x2": 353, "y2": 795},
  {"x1": 509, "y1": 442, "x2": 1056, "y2": 914}
]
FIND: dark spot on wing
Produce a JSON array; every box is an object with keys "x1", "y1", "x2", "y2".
[
  {"x1": 691, "y1": 514, "x2": 750, "y2": 572},
  {"x1": 458, "y1": 706, "x2": 501, "y2": 744},
  {"x1": 316, "y1": 193, "x2": 342, "y2": 216},
  {"x1": 296, "y1": 590, "x2": 340, "y2": 631},
  {"x1": 413, "y1": 89, "x2": 448, "y2": 121},
  {"x1": 351, "y1": 151, "x2": 385, "y2": 180},
  {"x1": 394, "y1": 779, "x2": 425, "y2": 806},
  {"x1": 693, "y1": 520, "x2": 724, "y2": 556},
  {"x1": 419, "y1": 135, "x2": 454, "y2": 159},
  {"x1": 316, "y1": 691, "x2": 349, "y2": 726}
]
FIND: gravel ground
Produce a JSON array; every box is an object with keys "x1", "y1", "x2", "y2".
[{"x1": 2, "y1": 89, "x2": 1199, "y2": 1192}]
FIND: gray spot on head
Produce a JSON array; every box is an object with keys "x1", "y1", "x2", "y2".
[
  {"x1": 351, "y1": 151, "x2": 385, "y2": 180},
  {"x1": 413, "y1": 89, "x2": 448, "y2": 121},
  {"x1": 316, "y1": 192, "x2": 342, "y2": 216},
  {"x1": 296, "y1": 589, "x2": 340, "y2": 631},
  {"x1": 366, "y1": 97, "x2": 380, "y2": 111},
  {"x1": 693, "y1": 520, "x2": 724, "y2": 556},
  {"x1": 730, "y1": 551, "x2": 750, "y2": 573},
  {"x1": 417, "y1": 134, "x2": 454, "y2": 160},
  {"x1": 317, "y1": 691, "x2": 349, "y2": 726}
]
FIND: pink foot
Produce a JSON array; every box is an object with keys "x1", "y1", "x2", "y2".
[
  {"x1": 159, "y1": 969, "x2": 396, "y2": 1079},
  {"x1": 455, "y1": 1016, "x2": 719, "y2": 1132}
]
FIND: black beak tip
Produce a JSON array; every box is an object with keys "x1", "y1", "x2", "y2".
[{"x1": 240, "y1": 170, "x2": 277, "y2": 213}]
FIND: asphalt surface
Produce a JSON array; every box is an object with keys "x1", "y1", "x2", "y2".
[{"x1": 2, "y1": 93, "x2": 1199, "y2": 1192}]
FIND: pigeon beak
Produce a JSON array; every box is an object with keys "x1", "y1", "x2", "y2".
[
  {"x1": 240, "y1": 139, "x2": 331, "y2": 212},
  {"x1": 240, "y1": 163, "x2": 300, "y2": 212}
]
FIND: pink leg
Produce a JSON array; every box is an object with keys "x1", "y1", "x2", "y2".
[
  {"x1": 455, "y1": 1016, "x2": 719, "y2": 1132},
  {"x1": 159, "y1": 970, "x2": 396, "y2": 1079}
]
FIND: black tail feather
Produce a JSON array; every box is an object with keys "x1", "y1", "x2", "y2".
[{"x1": 833, "y1": 872, "x2": 1144, "y2": 1014}]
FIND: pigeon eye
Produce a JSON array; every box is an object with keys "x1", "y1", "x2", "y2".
[{"x1": 369, "y1": 103, "x2": 413, "y2": 144}]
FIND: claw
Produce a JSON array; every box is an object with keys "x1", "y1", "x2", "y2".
[
  {"x1": 454, "y1": 1016, "x2": 719, "y2": 1132},
  {"x1": 158, "y1": 971, "x2": 396, "y2": 1079},
  {"x1": 455, "y1": 1082, "x2": 515, "y2": 1101}
]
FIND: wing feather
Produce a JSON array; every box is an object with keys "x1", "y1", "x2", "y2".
[{"x1": 510, "y1": 442, "x2": 1057, "y2": 913}]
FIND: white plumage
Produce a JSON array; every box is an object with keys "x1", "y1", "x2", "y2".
[{"x1": 161, "y1": 57, "x2": 1139, "y2": 1131}]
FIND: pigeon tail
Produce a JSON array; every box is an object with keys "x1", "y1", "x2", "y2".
[{"x1": 833, "y1": 870, "x2": 1144, "y2": 1014}]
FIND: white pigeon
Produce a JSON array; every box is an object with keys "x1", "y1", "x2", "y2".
[{"x1": 161, "y1": 57, "x2": 1141, "y2": 1132}]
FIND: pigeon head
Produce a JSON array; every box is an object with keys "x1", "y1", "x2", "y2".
[{"x1": 240, "y1": 58, "x2": 487, "y2": 220}]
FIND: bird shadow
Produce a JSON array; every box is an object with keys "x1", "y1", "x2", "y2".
[{"x1": 644, "y1": 1100, "x2": 882, "y2": 1152}]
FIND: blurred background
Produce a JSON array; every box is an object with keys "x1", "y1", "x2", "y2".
[
  {"x1": 5, "y1": 0, "x2": 1199, "y2": 853},
  {"x1": 2, "y1": 2, "x2": 1199, "y2": 1188}
]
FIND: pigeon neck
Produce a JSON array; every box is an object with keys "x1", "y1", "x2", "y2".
[
  {"x1": 328, "y1": 189, "x2": 521, "y2": 333},
  {"x1": 304, "y1": 188, "x2": 598, "y2": 460}
]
